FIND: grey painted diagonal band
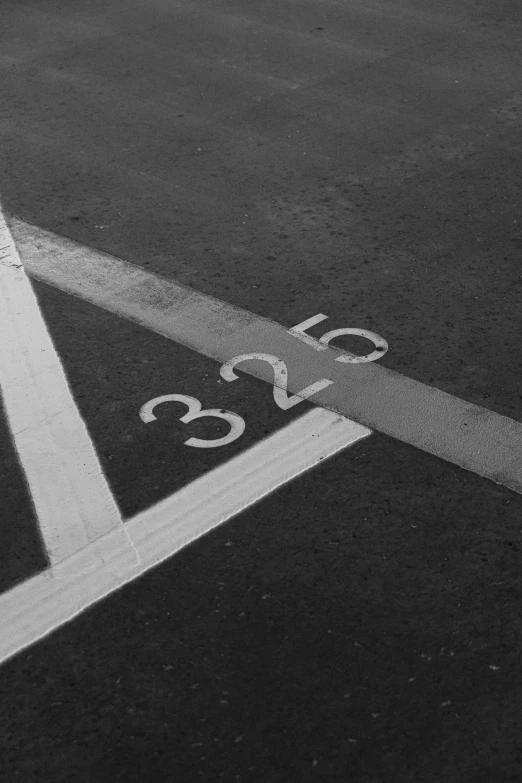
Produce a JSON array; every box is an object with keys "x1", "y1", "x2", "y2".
[{"x1": 11, "y1": 215, "x2": 522, "y2": 495}]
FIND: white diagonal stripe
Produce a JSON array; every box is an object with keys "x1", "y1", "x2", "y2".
[
  {"x1": 0, "y1": 407, "x2": 369, "y2": 665},
  {"x1": 12, "y1": 216, "x2": 522, "y2": 495},
  {"x1": 0, "y1": 209, "x2": 124, "y2": 564}
]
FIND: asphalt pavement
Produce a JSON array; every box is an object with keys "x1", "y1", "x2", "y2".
[{"x1": 1, "y1": 0, "x2": 522, "y2": 780}]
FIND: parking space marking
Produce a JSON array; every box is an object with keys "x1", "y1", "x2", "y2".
[
  {"x1": 12, "y1": 216, "x2": 522, "y2": 495},
  {"x1": 0, "y1": 408, "x2": 370, "y2": 665},
  {"x1": 0, "y1": 212, "x2": 124, "y2": 565}
]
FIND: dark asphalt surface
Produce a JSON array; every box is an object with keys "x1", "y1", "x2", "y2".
[
  {"x1": 1, "y1": 0, "x2": 522, "y2": 780},
  {"x1": 2, "y1": 438, "x2": 522, "y2": 781},
  {"x1": 2, "y1": 0, "x2": 522, "y2": 418}
]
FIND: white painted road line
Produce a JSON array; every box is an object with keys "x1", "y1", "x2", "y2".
[
  {"x1": 0, "y1": 212, "x2": 124, "y2": 565},
  {"x1": 0, "y1": 408, "x2": 370, "y2": 665},
  {"x1": 12, "y1": 216, "x2": 522, "y2": 495}
]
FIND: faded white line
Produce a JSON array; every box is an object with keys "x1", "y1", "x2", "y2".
[
  {"x1": 0, "y1": 408, "x2": 370, "y2": 665},
  {"x1": 12, "y1": 216, "x2": 522, "y2": 495},
  {"x1": 0, "y1": 211, "x2": 124, "y2": 565}
]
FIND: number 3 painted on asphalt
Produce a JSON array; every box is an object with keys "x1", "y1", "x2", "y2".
[
  {"x1": 139, "y1": 394, "x2": 245, "y2": 448},
  {"x1": 220, "y1": 353, "x2": 333, "y2": 410}
]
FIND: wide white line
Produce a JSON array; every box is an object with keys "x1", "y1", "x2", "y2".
[
  {"x1": 12, "y1": 216, "x2": 522, "y2": 495},
  {"x1": 0, "y1": 211, "x2": 124, "y2": 565},
  {"x1": 0, "y1": 407, "x2": 370, "y2": 665}
]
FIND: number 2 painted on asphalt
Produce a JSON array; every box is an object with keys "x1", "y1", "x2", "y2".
[
  {"x1": 219, "y1": 353, "x2": 333, "y2": 410},
  {"x1": 139, "y1": 394, "x2": 245, "y2": 448}
]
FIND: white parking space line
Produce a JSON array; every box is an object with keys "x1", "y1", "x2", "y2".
[
  {"x1": 0, "y1": 211, "x2": 124, "y2": 565},
  {"x1": 12, "y1": 216, "x2": 522, "y2": 495},
  {"x1": 0, "y1": 408, "x2": 370, "y2": 666}
]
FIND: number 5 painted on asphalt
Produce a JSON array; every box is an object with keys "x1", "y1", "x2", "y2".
[
  {"x1": 220, "y1": 353, "x2": 333, "y2": 410},
  {"x1": 288, "y1": 314, "x2": 388, "y2": 363},
  {"x1": 139, "y1": 394, "x2": 245, "y2": 448}
]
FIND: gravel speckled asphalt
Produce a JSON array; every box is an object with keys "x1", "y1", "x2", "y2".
[{"x1": 1, "y1": 0, "x2": 522, "y2": 780}]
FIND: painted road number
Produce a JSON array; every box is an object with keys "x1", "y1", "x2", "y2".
[
  {"x1": 140, "y1": 357, "x2": 330, "y2": 448},
  {"x1": 140, "y1": 314, "x2": 387, "y2": 448},
  {"x1": 288, "y1": 313, "x2": 388, "y2": 362},
  {"x1": 140, "y1": 394, "x2": 246, "y2": 448},
  {"x1": 220, "y1": 353, "x2": 333, "y2": 410}
]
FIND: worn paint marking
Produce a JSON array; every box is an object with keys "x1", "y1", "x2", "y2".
[{"x1": 11, "y1": 216, "x2": 522, "y2": 495}]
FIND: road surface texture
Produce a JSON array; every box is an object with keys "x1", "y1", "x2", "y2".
[{"x1": 1, "y1": 0, "x2": 521, "y2": 781}]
